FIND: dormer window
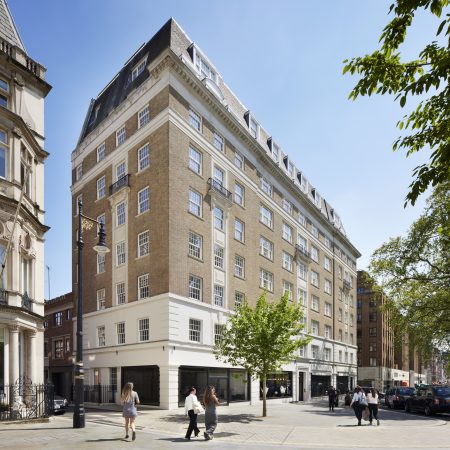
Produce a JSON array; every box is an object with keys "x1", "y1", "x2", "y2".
[
  {"x1": 244, "y1": 111, "x2": 260, "y2": 140},
  {"x1": 131, "y1": 57, "x2": 147, "y2": 81},
  {"x1": 192, "y1": 47, "x2": 217, "y2": 83},
  {"x1": 267, "y1": 138, "x2": 279, "y2": 162}
]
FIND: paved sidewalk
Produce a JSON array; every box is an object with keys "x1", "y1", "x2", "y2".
[{"x1": 0, "y1": 400, "x2": 449, "y2": 449}]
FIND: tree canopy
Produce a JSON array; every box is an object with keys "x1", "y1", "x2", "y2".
[
  {"x1": 214, "y1": 292, "x2": 310, "y2": 417},
  {"x1": 343, "y1": 0, "x2": 450, "y2": 206},
  {"x1": 369, "y1": 181, "x2": 450, "y2": 356}
]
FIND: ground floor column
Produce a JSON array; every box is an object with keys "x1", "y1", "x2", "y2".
[
  {"x1": 159, "y1": 365, "x2": 179, "y2": 410},
  {"x1": 250, "y1": 377, "x2": 260, "y2": 405},
  {"x1": 28, "y1": 330, "x2": 37, "y2": 383},
  {"x1": 3, "y1": 326, "x2": 9, "y2": 385},
  {"x1": 9, "y1": 325, "x2": 19, "y2": 384}
]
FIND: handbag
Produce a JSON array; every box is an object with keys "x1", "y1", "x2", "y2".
[
  {"x1": 360, "y1": 394, "x2": 368, "y2": 407},
  {"x1": 193, "y1": 400, "x2": 204, "y2": 415}
]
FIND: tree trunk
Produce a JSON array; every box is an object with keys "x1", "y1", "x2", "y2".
[{"x1": 262, "y1": 373, "x2": 267, "y2": 417}]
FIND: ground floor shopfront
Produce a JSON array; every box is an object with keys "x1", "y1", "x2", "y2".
[{"x1": 80, "y1": 294, "x2": 357, "y2": 408}]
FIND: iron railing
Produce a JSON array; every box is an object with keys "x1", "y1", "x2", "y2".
[
  {"x1": 0, "y1": 288, "x2": 8, "y2": 305},
  {"x1": 0, "y1": 380, "x2": 54, "y2": 421},
  {"x1": 109, "y1": 174, "x2": 130, "y2": 195},
  {"x1": 207, "y1": 178, "x2": 232, "y2": 200},
  {"x1": 295, "y1": 244, "x2": 311, "y2": 261},
  {"x1": 74, "y1": 384, "x2": 117, "y2": 404}
]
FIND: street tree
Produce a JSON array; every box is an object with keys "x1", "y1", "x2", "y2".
[
  {"x1": 343, "y1": 0, "x2": 450, "y2": 206},
  {"x1": 214, "y1": 292, "x2": 310, "y2": 417},
  {"x1": 369, "y1": 182, "x2": 450, "y2": 356}
]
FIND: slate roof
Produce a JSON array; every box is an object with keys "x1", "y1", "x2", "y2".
[{"x1": 0, "y1": 0, "x2": 25, "y2": 51}]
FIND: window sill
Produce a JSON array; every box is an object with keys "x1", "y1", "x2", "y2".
[
  {"x1": 188, "y1": 255, "x2": 204, "y2": 263},
  {"x1": 187, "y1": 211, "x2": 204, "y2": 221}
]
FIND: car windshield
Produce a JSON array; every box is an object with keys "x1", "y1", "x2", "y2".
[
  {"x1": 398, "y1": 388, "x2": 414, "y2": 395},
  {"x1": 435, "y1": 387, "x2": 450, "y2": 396}
]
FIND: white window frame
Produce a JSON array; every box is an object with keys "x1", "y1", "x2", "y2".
[
  {"x1": 137, "y1": 230, "x2": 149, "y2": 257},
  {"x1": 96, "y1": 288, "x2": 105, "y2": 311},
  {"x1": 234, "y1": 151, "x2": 243, "y2": 169},
  {"x1": 138, "y1": 105, "x2": 150, "y2": 128},
  {"x1": 213, "y1": 206, "x2": 224, "y2": 231},
  {"x1": 116, "y1": 282, "x2": 126, "y2": 305},
  {"x1": 138, "y1": 187, "x2": 150, "y2": 214},
  {"x1": 260, "y1": 177, "x2": 272, "y2": 197},
  {"x1": 138, "y1": 144, "x2": 150, "y2": 171},
  {"x1": 214, "y1": 324, "x2": 224, "y2": 345},
  {"x1": 188, "y1": 231, "x2": 202, "y2": 259},
  {"x1": 311, "y1": 270, "x2": 319, "y2": 287},
  {"x1": 260, "y1": 269, "x2": 273, "y2": 292},
  {"x1": 213, "y1": 132, "x2": 224, "y2": 152},
  {"x1": 324, "y1": 279, "x2": 332, "y2": 295},
  {"x1": 311, "y1": 295, "x2": 320, "y2": 312},
  {"x1": 116, "y1": 241, "x2": 126, "y2": 266},
  {"x1": 235, "y1": 291, "x2": 244, "y2": 309},
  {"x1": 310, "y1": 246, "x2": 319, "y2": 262},
  {"x1": 298, "y1": 288, "x2": 307, "y2": 307},
  {"x1": 138, "y1": 318, "x2": 150, "y2": 342},
  {"x1": 214, "y1": 244, "x2": 224, "y2": 269},
  {"x1": 131, "y1": 57, "x2": 147, "y2": 80},
  {"x1": 283, "y1": 280, "x2": 293, "y2": 301},
  {"x1": 324, "y1": 325, "x2": 332, "y2": 339},
  {"x1": 325, "y1": 302, "x2": 332, "y2": 317},
  {"x1": 234, "y1": 219, "x2": 244, "y2": 242},
  {"x1": 214, "y1": 284, "x2": 224, "y2": 307},
  {"x1": 97, "y1": 176, "x2": 106, "y2": 199},
  {"x1": 97, "y1": 326, "x2": 106, "y2": 347},
  {"x1": 188, "y1": 188, "x2": 202, "y2": 217},
  {"x1": 116, "y1": 201, "x2": 126, "y2": 226},
  {"x1": 189, "y1": 275, "x2": 202, "y2": 301},
  {"x1": 298, "y1": 262, "x2": 307, "y2": 281},
  {"x1": 282, "y1": 199, "x2": 293, "y2": 215},
  {"x1": 116, "y1": 322, "x2": 125, "y2": 345},
  {"x1": 189, "y1": 318, "x2": 202, "y2": 342},
  {"x1": 249, "y1": 117, "x2": 259, "y2": 139},
  {"x1": 234, "y1": 182, "x2": 244, "y2": 206},
  {"x1": 282, "y1": 251, "x2": 293, "y2": 272},
  {"x1": 324, "y1": 256, "x2": 332, "y2": 272},
  {"x1": 311, "y1": 320, "x2": 319, "y2": 336},
  {"x1": 76, "y1": 164, "x2": 83, "y2": 181},
  {"x1": 260, "y1": 236, "x2": 273, "y2": 260},
  {"x1": 138, "y1": 273, "x2": 149, "y2": 299},
  {"x1": 97, "y1": 253, "x2": 105, "y2": 274},
  {"x1": 97, "y1": 142, "x2": 106, "y2": 162},
  {"x1": 188, "y1": 146, "x2": 202, "y2": 174},
  {"x1": 260, "y1": 204, "x2": 273, "y2": 228},
  {"x1": 189, "y1": 108, "x2": 202, "y2": 132},
  {"x1": 282, "y1": 223, "x2": 293, "y2": 243},
  {"x1": 235, "y1": 255, "x2": 245, "y2": 279},
  {"x1": 116, "y1": 126, "x2": 126, "y2": 146}
]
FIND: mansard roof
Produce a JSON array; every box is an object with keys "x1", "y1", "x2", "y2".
[{"x1": 0, "y1": 0, "x2": 25, "y2": 51}]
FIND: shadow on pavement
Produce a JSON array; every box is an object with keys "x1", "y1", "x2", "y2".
[
  {"x1": 161, "y1": 413, "x2": 263, "y2": 424},
  {"x1": 85, "y1": 438, "x2": 128, "y2": 442},
  {"x1": 0, "y1": 427, "x2": 74, "y2": 431}
]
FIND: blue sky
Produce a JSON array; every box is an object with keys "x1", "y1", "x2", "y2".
[{"x1": 9, "y1": 0, "x2": 436, "y2": 299}]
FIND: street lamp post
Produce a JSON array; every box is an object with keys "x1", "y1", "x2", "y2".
[{"x1": 73, "y1": 200, "x2": 109, "y2": 429}]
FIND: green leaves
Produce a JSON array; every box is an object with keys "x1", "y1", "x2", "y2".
[
  {"x1": 369, "y1": 182, "x2": 450, "y2": 357},
  {"x1": 344, "y1": 0, "x2": 450, "y2": 206},
  {"x1": 214, "y1": 292, "x2": 310, "y2": 416}
]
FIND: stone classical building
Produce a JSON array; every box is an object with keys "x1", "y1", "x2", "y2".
[
  {"x1": 44, "y1": 293, "x2": 74, "y2": 399},
  {"x1": 0, "y1": 0, "x2": 51, "y2": 389},
  {"x1": 71, "y1": 19, "x2": 360, "y2": 408}
]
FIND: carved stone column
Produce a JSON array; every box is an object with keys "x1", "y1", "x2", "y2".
[
  {"x1": 27, "y1": 330, "x2": 37, "y2": 383},
  {"x1": 9, "y1": 325, "x2": 19, "y2": 384}
]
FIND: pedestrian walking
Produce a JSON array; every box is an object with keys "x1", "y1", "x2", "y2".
[
  {"x1": 203, "y1": 385, "x2": 219, "y2": 440},
  {"x1": 184, "y1": 387, "x2": 201, "y2": 440},
  {"x1": 121, "y1": 382, "x2": 140, "y2": 441},
  {"x1": 367, "y1": 388, "x2": 380, "y2": 426},
  {"x1": 350, "y1": 386, "x2": 367, "y2": 426},
  {"x1": 327, "y1": 386, "x2": 337, "y2": 411}
]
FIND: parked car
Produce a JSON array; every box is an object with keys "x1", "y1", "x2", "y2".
[
  {"x1": 53, "y1": 395, "x2": 68, "y2": 414},
  {"x1": 404, "y1": 386, "x2": 450, "y2": 416},
  {"x1": 385, "y1": 387, "x2": 415, "y2": 409}
]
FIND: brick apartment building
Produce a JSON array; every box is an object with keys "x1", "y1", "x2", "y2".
[
  {"x1": 357, "y1": 271, "x2": 424, "y2": 390},
  {"x1": 44, "y1": 293, "x2": 74, "y2": 399},
  {"x1": 71, "y1": 18, "x2": 360, "y2": 409}
]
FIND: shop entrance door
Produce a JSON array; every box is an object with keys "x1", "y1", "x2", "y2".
[{"x1": 298, "y1": 372, "x2": 304, "y2": 401}]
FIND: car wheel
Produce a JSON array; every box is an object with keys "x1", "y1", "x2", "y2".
[
  {"x1": 424, "y1": 406, "x2": 433, "y2": 416},
  {"x1": 404, "y1": 402, "x2": 411, "y2": 413}
]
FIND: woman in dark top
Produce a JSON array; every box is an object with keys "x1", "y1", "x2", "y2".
[{"x1": 203, "y1": 385, "x2": 219, "y2": 440}]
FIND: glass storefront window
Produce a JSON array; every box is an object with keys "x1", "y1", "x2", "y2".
[
  {"x1": 179, "y1": 367, "x2": 250, "y2": 406},
  {"x1": 0, "y1": 327, "x2": 4, "y2": 386},
  {"x1": 260, "y1": 372, "x2": 293, "y2": 399}
]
